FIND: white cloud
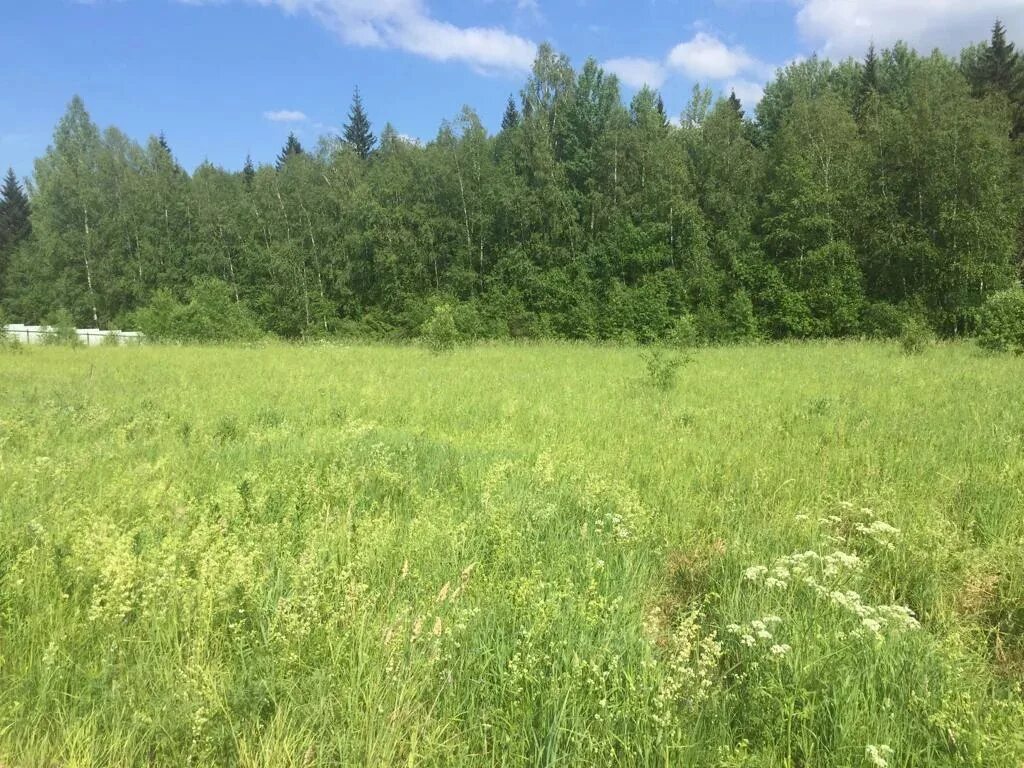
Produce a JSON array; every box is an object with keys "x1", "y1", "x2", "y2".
[
  {"x1": 794, "y1": 0, "x2": 1024, "y2": 57},
  {"x1": 263, "y1": 109, "x2": 308, "y2": 122},
  {"x1": 180, "y1": 0, "x2": 537, "y2": 73},
  {"x1": 667, "y1": 32, "x2": 759, "y2": 80},
  {"x1": 603, "y1": 57, "x2": 667, "y2": 88}
]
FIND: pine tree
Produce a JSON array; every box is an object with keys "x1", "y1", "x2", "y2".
[
  {"x1": 154, "y1": 131, "x2": 186, "y2": 176},
  {"x1": 343, "y1": 88, "x2": 377, "y2": 160},
  {"x1": 974, "y1": 21, "x2": 1024, "y2": 139},
  {"x1": 727, "y1": 90, "x2": 744, "y2": 120},
  {"x1": 655, "y1": 94, "x2": 667, "y2": 124},
  {"x1": 983, "y1": 20, "x2": 1019, "y2": 94},
  {"x1": 855, "y1": 43, "x2": 879, "y2": 119},
  {"x1": 0, "y1": 167, "x2": 32, "y2": 253},
  {"x1": 242, "y1": 154, "x2": 255, "y2": 187},
  {"x1": 501, "y1": 95, "x2": 521, "y2": 131},
  {"x1": 276, "y1": 133, "x2": 304, "y2": 169}
]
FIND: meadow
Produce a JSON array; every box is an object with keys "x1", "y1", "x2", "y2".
[{"x1": 0, "y1": 342, "x2": 1022, "y2": 767}]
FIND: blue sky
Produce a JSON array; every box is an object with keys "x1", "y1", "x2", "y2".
[{"x1": 3, "y1": 0, "x2": 1023, "y2": 181}]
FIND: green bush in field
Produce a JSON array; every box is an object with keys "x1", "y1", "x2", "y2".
[
  {"x1": 0, "y1": 309, "x2": 21, "y2": 350},
  {"x1": 669, "y1": 314, "x2": 698, "y2": 348},
  {"x1": 130, "y1": 279, "x2": 262, "y2": 343},
  {"x1": 641, "y1": 348, "x2": 689, "y2": 391},
  {"x1": 976, "y1": 286, "x2": 1024, "y2": 354},
  {"x1": 42, "y1": 308, "x2": 81, "y2": 346},
  {"x1": 421, "y1": 303, "x2": 459, "y2": 352},
  {"x1": 899, "y1": 315, "x2": 934, "y2": 355},
  {"x1": 862, "y1": 301, "x2": 912, "y2": 339}
]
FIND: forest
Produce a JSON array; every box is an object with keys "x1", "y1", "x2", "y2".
[{"x1": 1, "y1": 23, "x2": 1024, "y2": 343}]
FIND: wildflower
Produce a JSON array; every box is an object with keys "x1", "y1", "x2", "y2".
[
  {"x1": 725, "y1": 623, "x2": 742, "y2": 634},
  {"x1": 744, "y1": 565, "x2": 768, "y2": 581},
  {"x1": 862, "y1": 617, "x2": 882, "y2": 635},
  {"x1": 750, "y1": 620, "x2": 766, "y2": 631},
  {"x1": 432, "y1": 617, "x2": 443, "y2": 637},
  {"x1": 865, "y1": 744, "x2": 893, "y2": 768},
  {"x1": 765, "y1": 577, "x2": 788, "y2": 589},
  {"x1": 756, "y1": 629, "x2": 773, "y2": 640},
  {"x1": 741, "y1": 634, "x2": 756, "y2": 647},
  {"x1": 436, "y1": 582, "x2": 450, "y2": 603},
  {"x1": 770, "y1": 644, "x2": 791, "y2": 657}
]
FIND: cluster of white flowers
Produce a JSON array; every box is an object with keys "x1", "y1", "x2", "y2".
[
  {"x1": 829, "y1": 590, "x2": 920, "y2": 636},
  {"x1": 724, "y1": 616, "x2": 788, "y2": 658},
  {"x1": 742, "y1": 505, "x2": 919, "y2": 641},
  {"x1": 652, "y1": 610, "x2": 723, "y2": 726},
  {"x1": 743, "y1": 549, "x2": 863, "y2": 592},
  {"x1": 865, "y1": 744, "x2": 894, "y2": 767},
  {"x1": 854, "y1": 519, "x2": 901, "y2": 550},
  {"x1": 594, "y1": 511, "x2": 632, "y2": 541},
  {"x1": 744, "y1": 553, "x2": 919, "y2": 638}
]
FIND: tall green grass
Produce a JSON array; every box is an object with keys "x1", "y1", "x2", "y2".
[{"x1": 1, "y1": 342, "x2": 1022, "y2": 766}]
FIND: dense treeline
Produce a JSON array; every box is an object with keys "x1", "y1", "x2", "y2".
[{"x1": 2, "y1": 24, "x2": 1024, "y2": 342}]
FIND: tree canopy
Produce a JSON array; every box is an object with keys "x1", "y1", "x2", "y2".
[{"x1": 2, "y1": 27, "x2": 1023, "y2": 342}]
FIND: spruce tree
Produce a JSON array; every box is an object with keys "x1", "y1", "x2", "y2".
[
  {"x1": 157, "y1": 131, "x2": 172, "y2": 155},
  {"x1": 242, "y1": 154, "x2": 255, "y2": 187},
  {"x1": 983, "y1": 20, "x2": 1019, "y2": 94},
  {"x1": 0, "y1": 168, "x2": 31, "y2": 251},
  {"x1": 501, "y1": 95, "x2": 521, "y2": 131},
  {"x1": 276, "y1": 133, "x2": 304, "y2": 169},
  {"x1": 855, "y1": 43, "x2": 879, "y2": 119},
  {"x1": 976, "y1": 21, "x2": 1024, "y2": 139},
  {"x1": 155, "y1": 131, "x2": 186, "y2": 175},
  {"x1": 727, "y1": 90, "x2": 744, "y2": 120},
  {"x1": 343, "y1": 88, "x2": 377, "y2": 160},
  {"x1": 0, "y1": 167, "x2": 31, "y2": 296},
  {"x1": 656, "y1": 94, "x2": 667, "y2": 124}
]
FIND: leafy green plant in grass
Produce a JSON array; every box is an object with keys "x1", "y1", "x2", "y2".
[
  {"x1": 899, "y1": 315, "x2": 933, "y2": 355},
  {"x1": 421, "y1": 303, "x2": 459, "y2": 352},
  {"x1": 641, "y1": 348, "x2": 689, "y2": 391},
  {"x1": 42, "y1": 308, "x2": 81, "y2": 347},
  {"x1": 976, "y1": 286, "x2": 1024, "y2": 354}
]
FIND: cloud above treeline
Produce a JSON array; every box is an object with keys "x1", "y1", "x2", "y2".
[
  {"x1": 263, "y1": 110, "x2": 307, "y2": 122},
  {"x1": 178, "y1": 0, "x2": 537, "y2": 73},
  {"x1": 94, "y1": 0, "x2": 1024, "y2": 108},
  {"x1": 794, "y1": 0, "x2": 1024, "y2": 56},
  {"x1": 603, "y1": 32, "x2": 769, "y2": 106}
]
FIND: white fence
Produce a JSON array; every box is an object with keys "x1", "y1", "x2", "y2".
[{"x1": 3, "y1": 324, "x2": 143, "y2": 346}]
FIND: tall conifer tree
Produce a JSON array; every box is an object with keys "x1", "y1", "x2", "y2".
[
  {"x1": 276, "y1": 133, "x2": 304, "y2": 169},
  {"x1": 501, "y1": 95, "x2": 521, "y2": 131},
  {"x1": 343, "y1": 88, "x2": 377, "y2": 160},
  {"x1": 242, "y1": 154, "x2": 255, "y2": 187}
]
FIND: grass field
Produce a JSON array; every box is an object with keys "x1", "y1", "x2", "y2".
[{"x1": 1, "y1": 342, "x2": 1023, "y2": 767}]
